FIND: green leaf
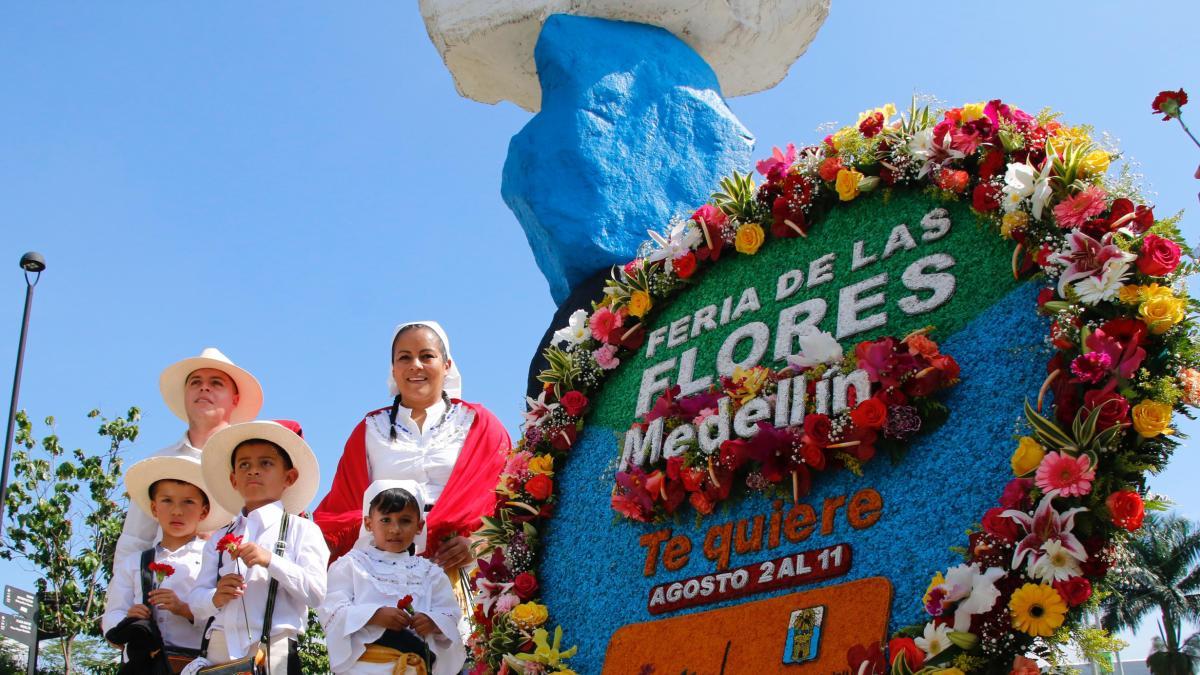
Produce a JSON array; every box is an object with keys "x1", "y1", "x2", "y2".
[{"x1": 1025, "y1": 400, "x2": 1075, "y2": 450}]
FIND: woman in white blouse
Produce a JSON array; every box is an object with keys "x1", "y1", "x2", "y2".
[{"x1": 313, "y1": 321, "x2": 511, "y2": 572}]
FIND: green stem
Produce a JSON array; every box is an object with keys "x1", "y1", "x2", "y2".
[{"x1": 1177, "y1": 116, "x2": 1200, "y2": 151}]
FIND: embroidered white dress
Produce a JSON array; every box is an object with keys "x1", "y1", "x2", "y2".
[{"x1": 320, "y1": 546, "x2": 465, "y2": 675}]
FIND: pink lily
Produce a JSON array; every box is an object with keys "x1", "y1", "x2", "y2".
[
  {"x1": 1048, "y1": 230, "x2": 1136, "y2": 297},
  {"x1": 1003, "y1": 492, "x2": 1088, "y2": 572},
  {"x1": 1085, "y1": 326, "x2": 1146, "y2": 383},
  {"x1": 756, "y1": 143, "x2": 797, "y2": 179},
  {"x1": 522, "y1": 391, "x2": 559, "y2": 431}
]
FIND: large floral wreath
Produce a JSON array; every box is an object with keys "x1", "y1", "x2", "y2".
[{"x1": 465, "y1": 97, "x2": 1199, "y2": 675}]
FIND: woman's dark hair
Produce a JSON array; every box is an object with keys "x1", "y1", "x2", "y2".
[
  {"x1": 388, "y1": 323, "x2": 452, "y2": 441},
  {"x1": 148, "y1": 479, "x2": 211, "y2": 509}
]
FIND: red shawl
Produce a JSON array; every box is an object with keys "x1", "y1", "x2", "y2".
[{"x1": 313, "y1": 400, "x2": 511, "y2": 562}]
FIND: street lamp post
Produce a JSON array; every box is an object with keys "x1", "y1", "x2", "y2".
[{"x1": 0, "y1": 252, "x2": 45, "y2": 538}]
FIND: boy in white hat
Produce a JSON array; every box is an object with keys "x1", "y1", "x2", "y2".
[
  {"x1": 319, "y1": 479, "x2": 465, "y2": 674},
  {"x1": 103, "y1": 455, "x2": 234, "y2": 670},
  {"x1": 114, "y1": 348, "x2": 263, "y2": 568},
  {"x1": 187, "y1": 421, "x2": 328, "y2": 675}
]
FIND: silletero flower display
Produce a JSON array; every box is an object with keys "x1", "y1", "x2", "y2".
[{"x1": 467, "y1": 98, "x2": 1199, "y2": 674}]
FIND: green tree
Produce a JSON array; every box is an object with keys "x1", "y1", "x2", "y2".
[
  {"x1": 1101, "y1": 513, "x2": 1200, "y2": 675},
  {"x1": 0, "y1": 409, "x2": 139, "y2": 674},
  {"x1": 298, "y1": 608, "x2": 330, "y2": 673}
]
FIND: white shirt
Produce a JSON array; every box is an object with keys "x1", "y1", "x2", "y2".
[
  {"x1": 364, "y1": 401, "x2": 475, "y2": 505},
  {"x1": 319, "y1": 544, "x2": 463, "y2": 675},
  {"x1": 102, "y1": 538, "x2": 206, "y2": 650},
  {"x1": 187, "y1": 501, "x2": 329, "y2": 659},
  {"x1": 114, "y1": 434, "x2": 202, "y2": 569}
]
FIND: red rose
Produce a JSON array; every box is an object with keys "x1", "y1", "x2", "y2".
[
  {"x1": 1152, "y1": 89, "x2": 1188, "y2": 121},
  {"x1": 887, "y1": 637, "x2": 924, "y2": 671},
  {"x1": 559, "y1": 390, "x2": 589, "y2": 417},
  {"x1": 1053, "y1": 577, "x2": 1092, "y2": 607},
  {"x1": 936, "y1": 169, "x2": 970, "y2": 193},
  {"x1": 850, "y1": 398, "x2": 887, "y2": 429},
  {"x1": 858, "y1": 112, "x2": 884, "y2": 138},
  {"x1": 1082, "y1": 390, "x2": 1130, "y2": 430},
  {"x1": 818, "y1": 157, "x2": 844, "y2": 182},
  {"x1": 525, "y1": 474, "x2": 554, "y2": 501},
  {"x1": 972, "y1": 183, "x2": 1000, "y2": 211},
  {"x1": 1106, "y1": 490, "x2": 1145, "y2": 531},
  {"x1": 1137, "y1": 234, "x2": 1182, "y2": 276},
  {"x1": 803, "y1": 414, "x2": 832, "y2": 446},
  {"x1": 512, "y1": 572, "x2": 539, "y2": 601},
  {"x1": 672, "y1": 252, "x2": 698, "y2": 279},
  {"x1": 981, "y1": 506, "x2": 1019, "y2": 542}
]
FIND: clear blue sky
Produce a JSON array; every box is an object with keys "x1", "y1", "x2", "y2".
[{"x1": 2, "y1": 0, "x2": 1198, "y2": 663}]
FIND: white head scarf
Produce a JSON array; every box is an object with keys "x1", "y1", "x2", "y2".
[
  {"x1": 386, "y1": 320, "x2": 463, "y2": 400},
  {"x1": 355, "y1": 479, "x2": 430, "y2": 552}
]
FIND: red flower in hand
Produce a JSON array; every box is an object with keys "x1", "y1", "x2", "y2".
[
  {"x1": 216, "y1": 533, "x2": 244, "y2": 556},
  {"x1": 397, "y1": 595, "x2": 414, "y2": 615},
  {"x1": 147, "y1": 562, "x2": 176, "y2": 584},
  {"x1": 1152, "y1": 89, "x2": 1188, "y2": 121}
]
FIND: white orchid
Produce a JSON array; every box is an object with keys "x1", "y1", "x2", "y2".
[
  {"x1": 940, "y1": 563, "x2": 1006, "y2": 631},
  {"x1": 914, "y1": 621, "x2": 952, "y2": 658},
  {"x1": 646, "y1": 219, "x2": 702, "y2": 263},
  {"x1": 551, "y1": 309, "x2": 590, "y2": 347},
  {"x1": 786, "y1": 329, "x2": 844, "y2": 370},
  {"x1": 1002, "y1": 160, "x2": 1054, "y2": 220},
  {"x1": 1029, "y1": 539, "x2": 1085, "y2": 582}
]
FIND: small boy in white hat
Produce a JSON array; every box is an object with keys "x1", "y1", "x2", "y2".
[
  {"x1": 319, "y1": 480, "x2": 465, "y2": 675},
  {"x1": 114, "y1": 347, "x2": 263, "y2": 568},
  {"x1": 103, "y1": 455, "x2": 234, "y2": 671},
  {"x1": 186, "y1": 421, "x2": 328, "y2": 675}
]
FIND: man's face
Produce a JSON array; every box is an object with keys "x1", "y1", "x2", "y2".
[
  {"x1": 229, "y1": 441, "x2": 298, "y2": 510},
  {"x1": 183, "y1": 368, "x2": 239, "y2": 424}
]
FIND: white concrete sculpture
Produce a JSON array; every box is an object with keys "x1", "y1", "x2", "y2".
[{"x1": 419, "y1": 0, "x2": 831, "y2": 112}]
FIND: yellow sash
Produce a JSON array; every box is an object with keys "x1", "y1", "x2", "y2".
[{"x1": 358, "y1": 643, "x2": 429, "y2": 675}]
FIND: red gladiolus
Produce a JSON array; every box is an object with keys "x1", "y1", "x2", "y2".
[
  {"x1": 1152, "y1": 89, "x2": 1188, "y2": 121},
  {"x1": 1107, "y1": 490, "x2": 1145, "y2": 531}
]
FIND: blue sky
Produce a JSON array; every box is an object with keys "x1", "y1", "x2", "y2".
[{"x1": 2, "y1": 0, "x2": 1198, "y2": 663}]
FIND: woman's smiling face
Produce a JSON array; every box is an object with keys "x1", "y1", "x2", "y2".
[{"x1": 391, "y1": 326, "x2": 451, "y2": 410}]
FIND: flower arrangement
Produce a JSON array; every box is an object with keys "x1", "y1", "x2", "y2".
[{"x1": 468, "y1": 97, "x2": 1199, "y2": 674}]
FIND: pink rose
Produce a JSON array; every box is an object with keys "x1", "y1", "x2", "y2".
[{"x1": 1136, "y1": 234, "x2": 1182, "y2": 276}]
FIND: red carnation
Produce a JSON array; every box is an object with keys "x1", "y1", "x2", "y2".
[
  {"x1": 1152, "y1": 89, "x2": 1188, "y2": 121},
  {"x1": 935, "y1": 169, "x2": 970, "y2": 193},
  {"x1": 818, "y1": 157, "x2": 844, "y2": 182},
  {"x1": 850, "y1": 398, "x2": 887, "y2": 429},
  {"x1": 1053, "y1": 577, "x2": 1092, "y2": 607},
  {"x1": 525, "y1": 474, "x2": 554, "y2": 501},
  {"x1": 672, "y1": 252, "x2": 697, "y2": 279},
  {"x1": 972, "y1": 183, "x2": 1001, "y2": 212},
  {"x1": 1137, "y1": 234, "x2": 1182, "y2": 276},
  {"x1": 512, "y1": 572, "x2": 539, "y2": 601},
  {"x1": 559, "y1": 390, "x2": 589, "y2": 417},
  {"x1": 887, "y1": 637, "x2": 924, "y2": 671},
  {"x1": 1107, "y1": 490, "x2": 1145, "y2": 531},
  {"x1": 858, "y1": 112, "x2": 884, "y2": 138},
  {"x1": 216, "y1": 533, "x2": 244, "y2": 555},
  {"x1": 397, "y1": 594, "x2": 415, "y2": 615}
]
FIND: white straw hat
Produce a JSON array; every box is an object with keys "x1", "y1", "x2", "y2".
[
  {"x1": 159, "y1": 348, "x2": 264, "y2": 424},
  {"x1": 386, "y1": 321, "x2": 462, "y2": 399},
  {"x1": 200, "y1": 421, "x2": 320, "y2": 515},
  {"x1": 125, "y1": 455, "x2": 235, "y2": 533}
]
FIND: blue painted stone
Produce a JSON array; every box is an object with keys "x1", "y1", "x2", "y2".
[{"x1": 502, "y1": 14, "x2": 755, "y2": 304}]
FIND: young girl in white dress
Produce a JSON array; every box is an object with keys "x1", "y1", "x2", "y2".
[{"x1": 319, "y1": 480, "x2": 465, "y2": 675}]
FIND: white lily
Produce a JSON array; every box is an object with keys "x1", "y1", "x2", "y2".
[
  {"x1": 646, "y1": 219, "x2": 702, "y2": 263},
  {"x1": 551, "y1": 309, "x2": 590, "y2": 347},
  {"x1": 522, "y1": 391, "x2": 560, "y2": 431},
  {"x1": 786, "y1": 329, "x2": 844, "y2": 369}
]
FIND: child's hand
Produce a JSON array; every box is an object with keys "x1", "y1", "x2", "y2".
[
  {"x1": 434, "y1": 536, "x2": 474, "y2": 572},
  {"x1": 235, "y1": 542, "x2": 272, "y2": 568},
  {"x1": 368, "y1": 607, "x2": 411, "y2": 632},
  {"x1": 148, "y1": 588, "x2": 193, "y2": 622},
  {"x1": 410, "y1": 613, "x2": 442, "y2": 638},
  {"x1": 126, "y1": 603, "x2": 152, "y2": 620},
  {"x1": 213, "y1": 573, "x2": 245, "y2": 609}
]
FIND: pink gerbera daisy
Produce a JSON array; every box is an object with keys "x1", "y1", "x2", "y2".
[
  {"x1": 1035, "y1": 451, "x2": 1096, "y2": 497},
  {"x1": 1053, "y1": 186, "x2": 1108, "y2": 229}
]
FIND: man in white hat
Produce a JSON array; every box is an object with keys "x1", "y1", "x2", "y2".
[{"x1": 113, "y1": 348, "x2": 263, "y2": 570}]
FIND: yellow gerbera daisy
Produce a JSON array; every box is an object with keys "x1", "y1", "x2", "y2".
[{"x1": 1009, "y1": 583, "x2": 1067, "y2": 637}]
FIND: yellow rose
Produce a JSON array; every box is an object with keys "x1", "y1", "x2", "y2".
[
  {"x1": 835, "y1": 168, "x2": 864, "y2": 201},
  {"x1": 1054, "y1": 125, "x2": 1091, "y2": 147},
  {"x1": 1080, "y1": 149, "x2": 1111, "y2": 176},
  {"x1": 1001, "y1": 211, "x2": 1029, "y2": 239},
  {"x1": 510, "y1": 602, "x2": 549, "y2": 630},
  {"x1": 1117, "y1": 285, "x2": 1143, "y2": 304},
  {"x1": 734, "y1": 222, "x2": 765, "y2": 255},
  {"x1": 1132, "y1": 400, "x2": 1174, "y2": 438},
  {"x1": 628, "y1": 291, "x2": 652, "y2": 318},
  {"x1": 1139, "y1": 294, "x2": 1186, "y2": 334},
  {"x1": 960, "y1": 102, "x2": 986, "y2": 123},
  {"x1": 1140, "y1": 283, "x2": 1175, "y2": 301},
  {"x1": 528, "y1": 454, "x2": 555, "y2": 475},
  {"x1": 1011, "y1": 436, "x2": 1045, "y2": 476}
]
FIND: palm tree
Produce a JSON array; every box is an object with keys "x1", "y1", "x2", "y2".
[{"x1": 1101, "y1": 514, "x2": 1200, "y2": 675}]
